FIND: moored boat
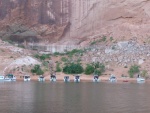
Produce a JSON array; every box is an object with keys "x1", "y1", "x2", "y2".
[
  {"x1": 64, "y1": 76, "x2": 70, "y2": 82},
  {"x1": 24, "y1": 75, "x2": 31, "y2": 81},
  {"x1": 74, "y1": 75, "x2": 80, "y2": 82},
  {"x1": 50, "y1": 74, "x2": 56, "y2": 82},
  {"x1": 38, "y1": 75, "x2": 45, "y2": 81},
  {"x1": 137, "y1": 77, "x2": 145, "y2": 83},
  {"x1": 0, "y1": 75, "x2": 5, "y2": 81},
  {"x1": 109, "y1": 74, "x2": 117, "y2": 82},
  {"x1": 4, "y1": 74, "x2": 16, "y2": 81},
  {"x1": 93, "y1": 75, "x2": 100, "y2": 82}
]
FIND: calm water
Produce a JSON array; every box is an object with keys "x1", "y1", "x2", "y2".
[{"x1": 0, "y1": 81, "x2": 150, "y2": 113}]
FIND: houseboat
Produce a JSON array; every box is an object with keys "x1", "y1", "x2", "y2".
[
  {"x1": 74, "y1": 75, "x2": 80, "y2": 82},
  {"x1": 137, "y1": 75, "x2": 145, "y2": 83},
  {"x1": 109, "y1": 74, "x2": 117, "y2": 82},
  {"x1": 50, "y1": 74, "x2": 56, "y2": 82},
  {"x1": 38, "y1": 75, "x2": 45, "y2": 81},
  {"x1": 64, "y1": 76, "x2": 70, "y2": 82},
  {"x1": 4, "y1": 74, "x2": 16, "y2": 81},
  {"x1": 24, "y1": 75, "x2": 31, "y2": 81},
  {"x1": 93, "y1": 75, "x2": 100, "y2": 82}
]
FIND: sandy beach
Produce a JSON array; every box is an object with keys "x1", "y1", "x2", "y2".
[{"x1": 16, "y1": 72, "x2": 148, "y2": 83}]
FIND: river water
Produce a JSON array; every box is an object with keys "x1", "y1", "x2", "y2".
[{"x1": 0, "y1": 81, "x2": 150, "y2": 113}]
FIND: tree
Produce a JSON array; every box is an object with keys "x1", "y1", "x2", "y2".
[
  {"x1": 31, "y1": 64, "x2": 44, "y2": 75},
  {"x1": 141, "y1": 70, "x2": 148, "y2": 79},
  {"x1": 84, "y1": 64, "x2": 95, "y2": 75},
  {"x1": 128, "y1": 65, "x2": 140, "y2": 78},
  {"x1": 94, "y1": 69, "x2": 101, "y2": 76},
  {"x1": 84, "y1": 62, "x2": 105, "y2": 76},
  {"x1": 63, "y1": 63, "x2": 84, "y2": 74}
]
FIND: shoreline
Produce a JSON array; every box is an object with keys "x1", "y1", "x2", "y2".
[{"x1": 16, "y1": 76, "x2": 149, "y2": 83}]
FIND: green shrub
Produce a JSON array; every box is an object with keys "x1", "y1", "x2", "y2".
[
  {"x1": 102, "y1": 36, "x2": 106, "y2": 42},
  {"x1": 61, "y1": 57, "x2": 68, "y2": 62},
  {"x1": 42, "y1": 61, "x2": 49, "y2": 67},
  {"x1": 63, "y1": 63, "x2": 84, "y2": 74},
  {"x1": 92, "y1": 62, "x2": 105, "y2": 72},
  {"x1": 34, "y1": 54, "x2": 50, "y2": 60},
  {"x1": 110, "y1": 37, "x2": 113, "y2": 41},
  {"x1": 40, "y1": 54, "x2": 50, "y2": 60},
  {"x1": 84, "y1": 64, "x2": 95, "y2": 75},
  {"x1": 56, "y1": 62, "x2": 62, "y2": 72},
  {"x1": 141, "y1": 70, "x2": 148, "y2": 78},
  {"x1": 53, "y1": 52, "x2": 64, "y2": 56},
  {"x1": 128, "y1": 65, "x2": 140, "y2": 78},
  {"x1": 85, "y1": 63, "x2": 105, "y2": 76},
  {"x1": 31, "y1": 64, "x2": 44, "y2": 75},
  {"x1": 65, "y1": 49, "x2": 85, "y2": 57},
  {"x1": 94, "y1": 69, "x2": 102, "y2": 76},
  {"x1": 34, "y1": 54, "x2": 40, "y2": 59},
  {"x1": 90, "y1": 40, "x2": 97, "y2": 45}
]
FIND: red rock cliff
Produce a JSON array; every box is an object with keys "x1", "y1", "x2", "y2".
[{"x1": 0, "y1": 0, "x2": 150, "y2": 45}]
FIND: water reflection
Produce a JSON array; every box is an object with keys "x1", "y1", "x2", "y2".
[{"x1": 0, "y1": 82, "x2": 150, "y2": 113}]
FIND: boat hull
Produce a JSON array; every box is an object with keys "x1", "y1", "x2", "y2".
[
  {"x1": 109, "y1": 78, "x2": 117, "y2": 82},
  {"x1": 50, "y1": 78, "x2": 56, "y2": 82},
  {"x1": 137, "y1": 78, "x2": 145, "y2": 83},
  {"x1": 93, "y1": 78, "x2": 100, "y2": 82},
  {"x1": 74, "y1": 79, "x2": 80, "y2": 82},
  {"x1": 24, "y1": 78, "x2": 31, "y2": 81},
  {"x1": 64, "y1": 79, "x2": 70, "y2": 82},
  {"x1": 38, "y1": 78, "x2": 45, "y2": 81}
]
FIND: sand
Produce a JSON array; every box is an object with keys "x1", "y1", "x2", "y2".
[{"x1": 16, "y1": 72, "x2": 145, "y2": 83}]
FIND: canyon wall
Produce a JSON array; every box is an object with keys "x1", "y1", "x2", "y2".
[
  {"x1": 0, "y1": 0, "x2": 70, "y2": 43},
  {"x1": 0, "y1": 0, "x2": 150, "y2": 45},
  {"x1": 64, "y1": 0, "x2": 150, "y2": 45}
]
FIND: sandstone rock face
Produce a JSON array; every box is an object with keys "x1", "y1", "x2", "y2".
[
  {"x1": 65, "y1": 0, "x2": 150, "y2": 44},
  {"x1": 0, "y1": 0, "x2": 150, "y2": 45},
  {"x1": 0, "y1": 0, "x2": 70, "y2": 43}
]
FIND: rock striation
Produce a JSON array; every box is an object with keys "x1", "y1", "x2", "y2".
[{"x1": 0, "y1": 0, "x2": 149, "y2": 45}]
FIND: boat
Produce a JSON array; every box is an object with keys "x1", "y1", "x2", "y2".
[
  {"x1": 123, "y1": 79, "x2": 128, "y2": 82},
  {"x1": 4, "y1": 74, "x2": 16, "y2": 81},
  {"x1": 64, "y1": 76, "x2": 70, "y2": 82},
  {"x1": 137, "y1": 76, "x2": 145, "y2": 83},
  {"x1": 50, "y1": 74, "x2": 56, "y2": 82},
  {"x1": 38, "y1": 75, "x2": 45, "y2": 81},
  {"x1": 109, "y1": 74, "x2": 117, "y2": 82},
  {"x1": 24, "y1": 75, "x2": 31, "y2": 81},
  {"x1": 74, "y1": 75, "x2": 80, "y2": 82},
  {"x1": 122, "y1": 76, "x2": 128, "y2": 82},
  {"x1": 0, "y1": 75, "x2": 5, "y2": 81},
  {"x1": 93, "y1": 75, "x2": 100, "y2": 82}
]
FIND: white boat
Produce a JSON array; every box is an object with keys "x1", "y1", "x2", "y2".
[
  {"x1": 5, "y1": 74, "x2": 16, "y2": 81},
  {"x1": 93, "y1": 75, "x2": 100, "y2": 82},
  {"x1": 74, "y1": 75, "x2": 80, "y2": 82},
  {"x1": 137, "y1": 77, "x2": 145, "y2": 83},
  {"x1": 109, "y1": 74, "x2": 117, "y2": 82},
  {"x1": 0, "y1": 74, "x2": 16, "y2": 81},
  {"x1": 38, "y1": 75, "x2": 45, "y2": 81},
  {"x1": 24, "y1": 75, "x2": 31, "y2": 81},
  {"x1": 0, "y1": 75, "x2": 5, "y2": 81},
  {"x1": 64, "y1": 76, "x2": 70, "y2": 82},
  {"x1": 50, "y1": 75, "x2": 56, "y2": 82}
]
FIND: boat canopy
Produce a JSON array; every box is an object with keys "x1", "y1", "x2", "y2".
[
  {"x1": 6, "y1": 74, "x2": 14, "y2": 78},
  {"x1": 64, "y1": 76, "x2": 69, "y2": 79},
  {"x1": 24, "y1": 76, "x2": 30, "y2": 79},
  {"x1": 51, "y1": 74, "x2": 56, "y2": 78},
  {"x1": 75, "y1": 76, "x2": 80, "y2": 79},
  {"x1": 94, "y1": 76, "x2": 99, "y2": 79}
]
